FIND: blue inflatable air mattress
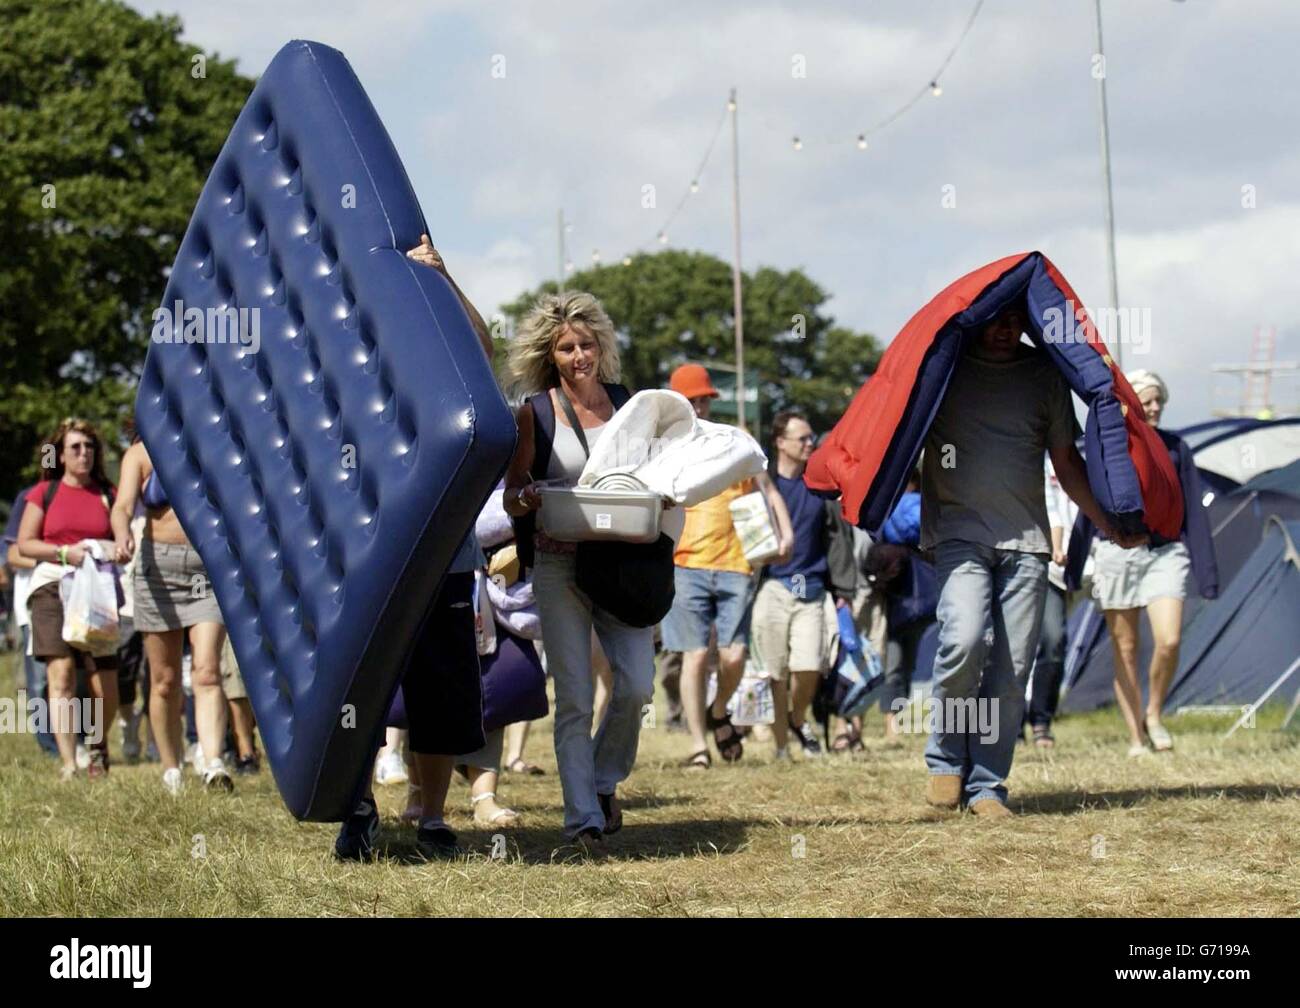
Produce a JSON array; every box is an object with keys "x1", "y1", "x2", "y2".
[{"x1": 136, "y1": 40, "x2": 516, "y2": 820}]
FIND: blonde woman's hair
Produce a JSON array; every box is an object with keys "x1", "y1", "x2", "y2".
[{"x1": 508, "y1": 291, "x2": 621, "y2": 396}]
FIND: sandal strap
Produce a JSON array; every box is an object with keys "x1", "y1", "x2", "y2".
[{"x1": 471, "y1": 792, "x2": 495, "y2": 804}]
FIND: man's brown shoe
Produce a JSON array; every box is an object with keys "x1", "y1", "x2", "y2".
[
  {"x1": 970, "y1": 799, "x2": 1014, "y2": 818},
  {"x1": 925, "y1": 774, "x2": 963, "y2": 809}
]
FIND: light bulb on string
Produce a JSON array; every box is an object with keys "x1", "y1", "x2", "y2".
[
  {"x1": 591, "y1": 249, "x2": 600, "y2": 264},
  {"x1": 792, "y1": 136, "x2": 802, "y2": 151},
  {"x1": 564, "y1": 260, "x2": 574, "y2": 273},
  {"x1": 657, "y1": 231, "x2": 668, "y2": 244},
  {"x1": 929, "y1": 81, "x2": 942, "y2": 97},
  {"x1": 690, "y1": 180, "x2": 699, "y2": 193},
  {"x1": 727, "y1": 98, "x2": 736, "y2": 112},
  {"x1": 622, "y1": 256, "x2": 632, "y2": 267},
  {"x1": 856, "y1": 134, "x2": 868, "y2": 150}
]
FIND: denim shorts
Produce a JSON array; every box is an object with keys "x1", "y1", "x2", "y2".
[{"x1": 661, "y1": 566, "x2": 756, "y2": 652}]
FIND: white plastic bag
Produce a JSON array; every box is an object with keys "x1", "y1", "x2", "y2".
[
  {"x1": 60, "y1": 551, "x2": 120, "y2": 656},
  {"x1": 727, "y1": 671, "x2": 776, "y2": 726},
  {"x1": 729, "y1": 490, "x2": 780, "y2": 565},
  {"x1": 707, "y1": 646, "x2": 777, "y2": 727},
  {"x1": 473, "y1": 570, "x2": 497, "y2": 657}
]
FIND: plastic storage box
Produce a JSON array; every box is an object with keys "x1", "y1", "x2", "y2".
[{"x1": 538, "y1": 487, "x2": 663, "y2": 544}]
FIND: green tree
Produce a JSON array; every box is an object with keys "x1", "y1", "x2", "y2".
[
  {"x1": 496, "y1": 249, "x2": 880, "y2": 439},
  {"x1": 0, "y1": 0, "x2": 254, "y2": 497}
]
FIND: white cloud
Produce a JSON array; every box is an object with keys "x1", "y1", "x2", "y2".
[{"x1": 128, "y1": 0, "x2": 1300, "y2": 425}]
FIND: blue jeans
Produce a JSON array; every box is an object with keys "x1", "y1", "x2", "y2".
[
  {"x1": 21, "y1": 624, "x2": 58, "y2": 756},
  {"x1": 924, "y1": 540, "x2": 1047, "y2": 806},
  {"x1": 533, "y1": 552, "x2": 656, "y2": 836},
  {"x1": 1028, "y1": 583, "x2": 1067, "y2": 729},
  {"x1": 661, "y1": 567, "x2": 755, "y2": 652}
]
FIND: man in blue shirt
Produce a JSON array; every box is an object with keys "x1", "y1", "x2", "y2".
[{"x1": 751, "y1": 411, "x2": 856, "y2": 758}]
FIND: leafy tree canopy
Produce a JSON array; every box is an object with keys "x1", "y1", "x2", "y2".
[
  {"x1": 496, "y1": 249, "x2": 880, "y2": 440},
  {"x1": 0, "y1": 0, "x2": 253, "y2": 498}
]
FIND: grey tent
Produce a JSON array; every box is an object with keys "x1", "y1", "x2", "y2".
[{"x1": 1164, "y1": 518, "x2": 1300, "y2": 710}]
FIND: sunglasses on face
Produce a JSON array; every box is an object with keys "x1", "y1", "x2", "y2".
[
  {"x1": 783, "y1": 433, "x2": 815, "y2": 444},
  {"x1": 65, "y1": 443, "x2": 95, "y2": 455}
]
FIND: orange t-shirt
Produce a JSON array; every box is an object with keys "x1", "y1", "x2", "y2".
[{"x1": 674, "y1": 478, "x2": 757, "y2": 574}]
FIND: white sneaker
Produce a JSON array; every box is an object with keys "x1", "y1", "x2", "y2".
[
  {"x1": 773, "y1": 746, "x2": 791, "y2": 762},
  {"x1": 202, "y1": 758, "x2": 234, "y2": 792},
  {"x1": 374, "y1": 749, "x2": 409, "y2": 786},
  {"x1": 1128, "y1": 742, "x2": 1151, "y2": 758},
  {"x1": 75, "y1": 742, "x2": 91, "y2": 769},
  {"x1": 162, "y1": 767, "x2": 184, "y2": 795}
]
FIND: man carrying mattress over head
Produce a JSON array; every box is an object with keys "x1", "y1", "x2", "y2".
[{"x1": 907, "y1": 301, "x2": 1146, "y2": 816}]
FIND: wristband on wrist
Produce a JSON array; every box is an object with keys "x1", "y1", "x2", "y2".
[{"x1": 58, "y1": 545, "x2": 68, "y2": 565}]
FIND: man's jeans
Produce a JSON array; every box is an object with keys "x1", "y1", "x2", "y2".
[
  {"x1": 21, "y1": 624, "x2": 58, "y2": 756},
  {"x1": 1028, "y1": 583, "x2": 1067, "y2": 729},
  {"x1": 533, "y1": 552, "x2": 656, "y2": 836},
  {"x1": 924, "y1": 540, "x2": 1047, "y2": 806}
]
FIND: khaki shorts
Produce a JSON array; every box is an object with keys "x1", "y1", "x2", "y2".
[
  {"x1": 220, "y1": 636, "x2": 248, "y2": 700},
  {"x1": 749, "y1": 578, "x2": 826, "y2": 678}
]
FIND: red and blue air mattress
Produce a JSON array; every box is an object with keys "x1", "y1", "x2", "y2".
[{"x1": 805, "y1": 252, "x2": 1183, "y2": 540}]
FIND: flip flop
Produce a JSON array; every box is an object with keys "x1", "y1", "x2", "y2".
[
  {"x1": 472, "y1": 792, "x2": 521, "y2": 828},
  {"x1": 681, "y1": 749, "x2": 712, "y2": 770},
  {"x1": 1144, "y1": 717, "x2": 1174, "y2": 752}
]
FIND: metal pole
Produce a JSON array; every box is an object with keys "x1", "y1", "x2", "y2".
[
  {"x1": 557, "y1": 208, "x2": 566, "y2": 294},
  {"x1": 729, "y1": 88, "x2": 746, "y2": 433},
  {"x1": 1092, "y1": 0, "x2": 1122, "y2": 368}
]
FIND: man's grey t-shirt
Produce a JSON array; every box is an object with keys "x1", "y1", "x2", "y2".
[{"x1": 920, "y1": 349, "x2": 1080, "y2": 555}]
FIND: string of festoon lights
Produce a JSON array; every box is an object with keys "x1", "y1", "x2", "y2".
[
  {"x1": 566, "y1": 0, "x2": 984, "y2": 271},
  {"x1": 788, "y1": 0, "x2": 984, "y2": 152}
]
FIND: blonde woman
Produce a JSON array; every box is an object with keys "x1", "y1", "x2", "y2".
[
  {"x1": 501, "y1": 292, "x2": 655, "y2": 852},
  {"x1": 1070, "y1": 370, "x2": 1219, "y2": 755}
]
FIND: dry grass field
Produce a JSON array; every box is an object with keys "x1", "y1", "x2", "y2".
[{"x1": 1, "y1": 651, "x2": 1297, "y2": 917}]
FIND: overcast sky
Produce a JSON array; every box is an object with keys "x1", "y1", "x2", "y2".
[{"x1": 132, "y1": 0, "x2": 1300, "y2": 426}]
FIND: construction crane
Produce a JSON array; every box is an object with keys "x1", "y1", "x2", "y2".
[{"x1": 1211, "y1": 326, "x2": 1299, "y2": 418}]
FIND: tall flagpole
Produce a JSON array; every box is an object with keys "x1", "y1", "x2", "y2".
[{"x1": 729, "y1": 88, "x2": 746, "y2": 433}]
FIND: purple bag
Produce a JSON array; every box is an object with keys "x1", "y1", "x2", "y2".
[
  {"x1": 386, "y1": 629, "x2": 547, "y2": 737},
  {"x1": 480, "y1": 631, "x2": 548, "y2": 732}
]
